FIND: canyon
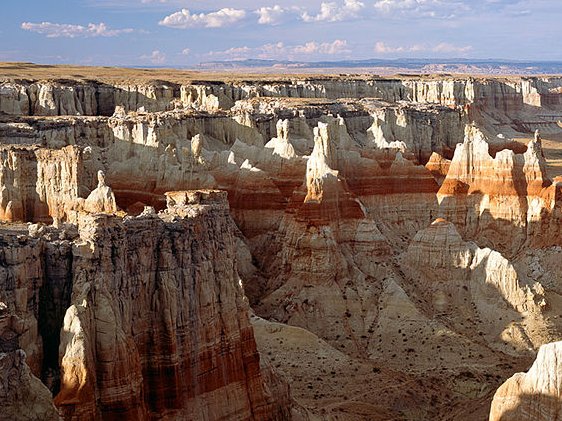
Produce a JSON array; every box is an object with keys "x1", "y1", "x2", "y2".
[{"x1": 0, "y1": 63, "x2": 562, "y2": 420}]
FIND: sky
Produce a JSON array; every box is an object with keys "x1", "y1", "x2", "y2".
[{"x1": 0, "y1": 0, "x2": 561, "y2": 67}]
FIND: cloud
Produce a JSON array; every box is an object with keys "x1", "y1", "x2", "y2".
[
  {"x1": 181, "y1": 48, "x2": 191, "y2": 56},
  {"x1": 208, "y1": 40, "x2": 351, "y2": 60},
  {"x1": 255, "y1": 5, "x2": 287, "y2": 25},
  {"x1": 293, "y1": 40, "x2": 351, "y2": 54},
  {"x1": 302, "y1": 0, "x2": 365, "y2": 22},
  {"x1": 141, "y1": 50, "x2": 166, "y2": 64},
  {"x1": 374, "y1": 41, "x2": 472, "y2": 54},
  {"x1": 372, "y1": 0, "x2": 526, "y2": 19},
  {"x1": 159, "y1": 8, "x2": 246, "y2": 29},
  {"x1": 210, "y1": 46, "x2": 253, "y2": 59},
  {"x1": 373, "y1": 0, "x2": 465, "y2": 18},
  {"x1": 374, "y1": 41, "x2": 425, "y2": 53},
  {"x1": 21, "y1": 22, "x2": 133, "y2": 38}
]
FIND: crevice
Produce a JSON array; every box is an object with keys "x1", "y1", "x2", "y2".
[{"x1": 38, "y1": 242, "x2": 74, "y2": 395}]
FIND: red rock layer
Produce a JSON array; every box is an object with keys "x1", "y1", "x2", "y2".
[
  {"x1": 436, "y1": 127, "x2": 559, "y2": 252},
  {"x1": 341, "y1": 151, "x2": 440, "y2": 196},
  {"x1": 53, "y1": 195, "x2": 289, "y2": 420},
  {"x1": 438, "y1": 129, "x2": 551, "y2": 198},
  {"x1": 0, "y1": 192, "x2": 289, "y2": 421}
]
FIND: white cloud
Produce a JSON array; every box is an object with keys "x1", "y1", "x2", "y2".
[
  {"x1": 372, "y1": 0, "x2": 522, "y2": 19},
  {"x1": 302, "y1": 0, "x2": 365, "y2": 22},
  {"x1": 141, "y1": 50, "x2": 166, "y2": 64},
  {"x1": 181, "y1": 48, "x2": 191, "y2": 56},
  {"x1": 255, "y1": 5, "x2": 287, "y2": 25},
  {"x1": 374, "y1": 41, "x2": 424, "y2": 53},
  {"x1": 293, "y1": 40, "x2": 350, "y2": 54},
  {"x1": 374, "y1": 0, "x2": 468, "y2": 18},
  {"x1": 21, "y1": 22, "x2": 133, "y2": 38},
  {"x1": 208, "y1": 39, "x2": 351, "y2": 60},
  {"x1": 159, "y1": 8, "x2": 246, "y2": 29},
  {"x1": 374, "y1": 0, "x2": 427, "y2": 13},
  {"x1": 209, "y1": 46, "x2": 253, "y2": 59},
  {"x1": 374, "y1": 41, "x2": 473, "y2": 54}
]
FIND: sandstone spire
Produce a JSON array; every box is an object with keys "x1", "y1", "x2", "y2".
[{"x1": 83, "y1": 170, "x2": 117, "y2": 214}]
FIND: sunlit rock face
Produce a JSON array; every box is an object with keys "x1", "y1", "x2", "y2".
[
  {"x1": 489, "y1": 341, "x2": 562, "y2": 421},
  {"x1": 55, "y1": 193, "x2": 289, "y2": 420},
  {"x1": 405, "y1": 219, "x2": 548, "y2": 354},
  {"x1": 0, "y1": 189, "x2": 291, "y2": 421},
  {"x1": 436, "y1": 126, "x2": 559, "y2": 254},
  {"x1": 1, "y1": 70, "x2": 562, "y2": 420}
]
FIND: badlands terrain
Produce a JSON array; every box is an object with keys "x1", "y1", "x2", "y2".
[{"x1": 0, "y1": 62, "x2": 562, "y2": 420}]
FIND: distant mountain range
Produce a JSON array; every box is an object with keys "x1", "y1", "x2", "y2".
[{"x1": 197, "y1": 58, "x2": 562, "y2": 75}]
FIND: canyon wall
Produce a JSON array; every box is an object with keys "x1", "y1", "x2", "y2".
[
  {"x1": 0, "y1": 190, "x2": 291, "y2": 420},
  {"x1": 489, "y1": 341, "x2": 562, "y2": 421},
  {"x1": 1, "y1": 70, "x2": 562, "y2": 420},
  {"x1": 2, "y1": 77, "x2": 562, "y2": 117}
]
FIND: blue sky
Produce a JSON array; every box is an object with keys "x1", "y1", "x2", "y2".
[{"x1": 1, "y1": 0, "x2": 560, "y2": 66}]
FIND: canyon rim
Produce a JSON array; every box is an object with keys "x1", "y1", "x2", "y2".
[
  {"x1": 2, "y1": 1, "x2": 562, "y2": 420},
  {"x1": 0, "y1": 64, "x2": 561, "y2": 421}
]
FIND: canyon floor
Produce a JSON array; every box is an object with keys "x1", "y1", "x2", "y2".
[{"x1": 0, "y1": 64, "x2": 561, "y2": 421}]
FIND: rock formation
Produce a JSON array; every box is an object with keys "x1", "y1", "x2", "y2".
[
  {"x1": 0, "y1": 303, "x2": 61, "y2": 420},
  {"x1": 1, "y1": 66, "x2": 562, "y2": 420},
  {"x1": 0, "y1": 349, "x2": 61, "y2": 421},
  {"x1": 81, "y1": 170, "x2": 117, "y2": 214},
  {"x1": 55, "y1": 191, "x2": 288, "y2": 420},
  {"x1": 489, "y1": 341, "x2": 562, "y2": 421},
  {"x1": 436, "y1": 125, "x2": 557, "y2": 253},
  {"x1": 0, "y1": 183, "x2": 291, "y2": 420}
]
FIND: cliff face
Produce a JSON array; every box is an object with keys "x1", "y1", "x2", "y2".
[
  {"x1": 0, "y1": 145, "x2": 86, "y2": 223},
  {"x1": 0, "y1": 191, "x2": 290, "y2": 421},
  {"x1": 1, "y1": 69, "x2": 562, "y2": 420},
  {"x1": 56, "y1": 192, "x2": 287, "y2": 421},
  {"x1": 2, "y1": 77, "x2": 561, "y2": 117},
  {"x1": 489, "y1": 341, "x2": 562, "y2": 421},
  {"x1": 0, "y1": 228, "x2": 66, "y2": 420}
]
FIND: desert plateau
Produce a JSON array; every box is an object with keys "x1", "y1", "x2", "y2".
[
  {"x1": 2, "y1": 0, "x2": 562, "y2": 419},
  {"x1": 0, "y1": 62, "x2": 560, "y2": 420}
]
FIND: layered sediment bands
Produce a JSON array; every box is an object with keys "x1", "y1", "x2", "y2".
[
  {"x1": 437, "y1": 126, "x2": 559, "y2": 253},
  {"x1": 365, "y1": 102, "x2": 466, "y2": 162},
  {"x1": 53, "y1": 192, "x2": 289, "y2": 420},
  {"x1": 0, "y1": 103, "x2": 449, "y2": 239},
  {"x1": 489, "y1": 341, "x2": 562, "y2": 421},
  {"x1": 0, "y1": 145, "x2": 89, "y2": 223},
  {"x1": 0, "y1": 82, "x2": 179, "y2": 116},
  {"x1": 1, "y1": 69, "x2": 562, "y2": 420},
  {"x1": 2, "y1": 77, "x2": 562, "y2": 118},
  {"x1": 0, "y1": 191, "x2": 290, "y2": 421},
  {"x1": 342, "y1": 151, "x2": 440, "y2": 246}
]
